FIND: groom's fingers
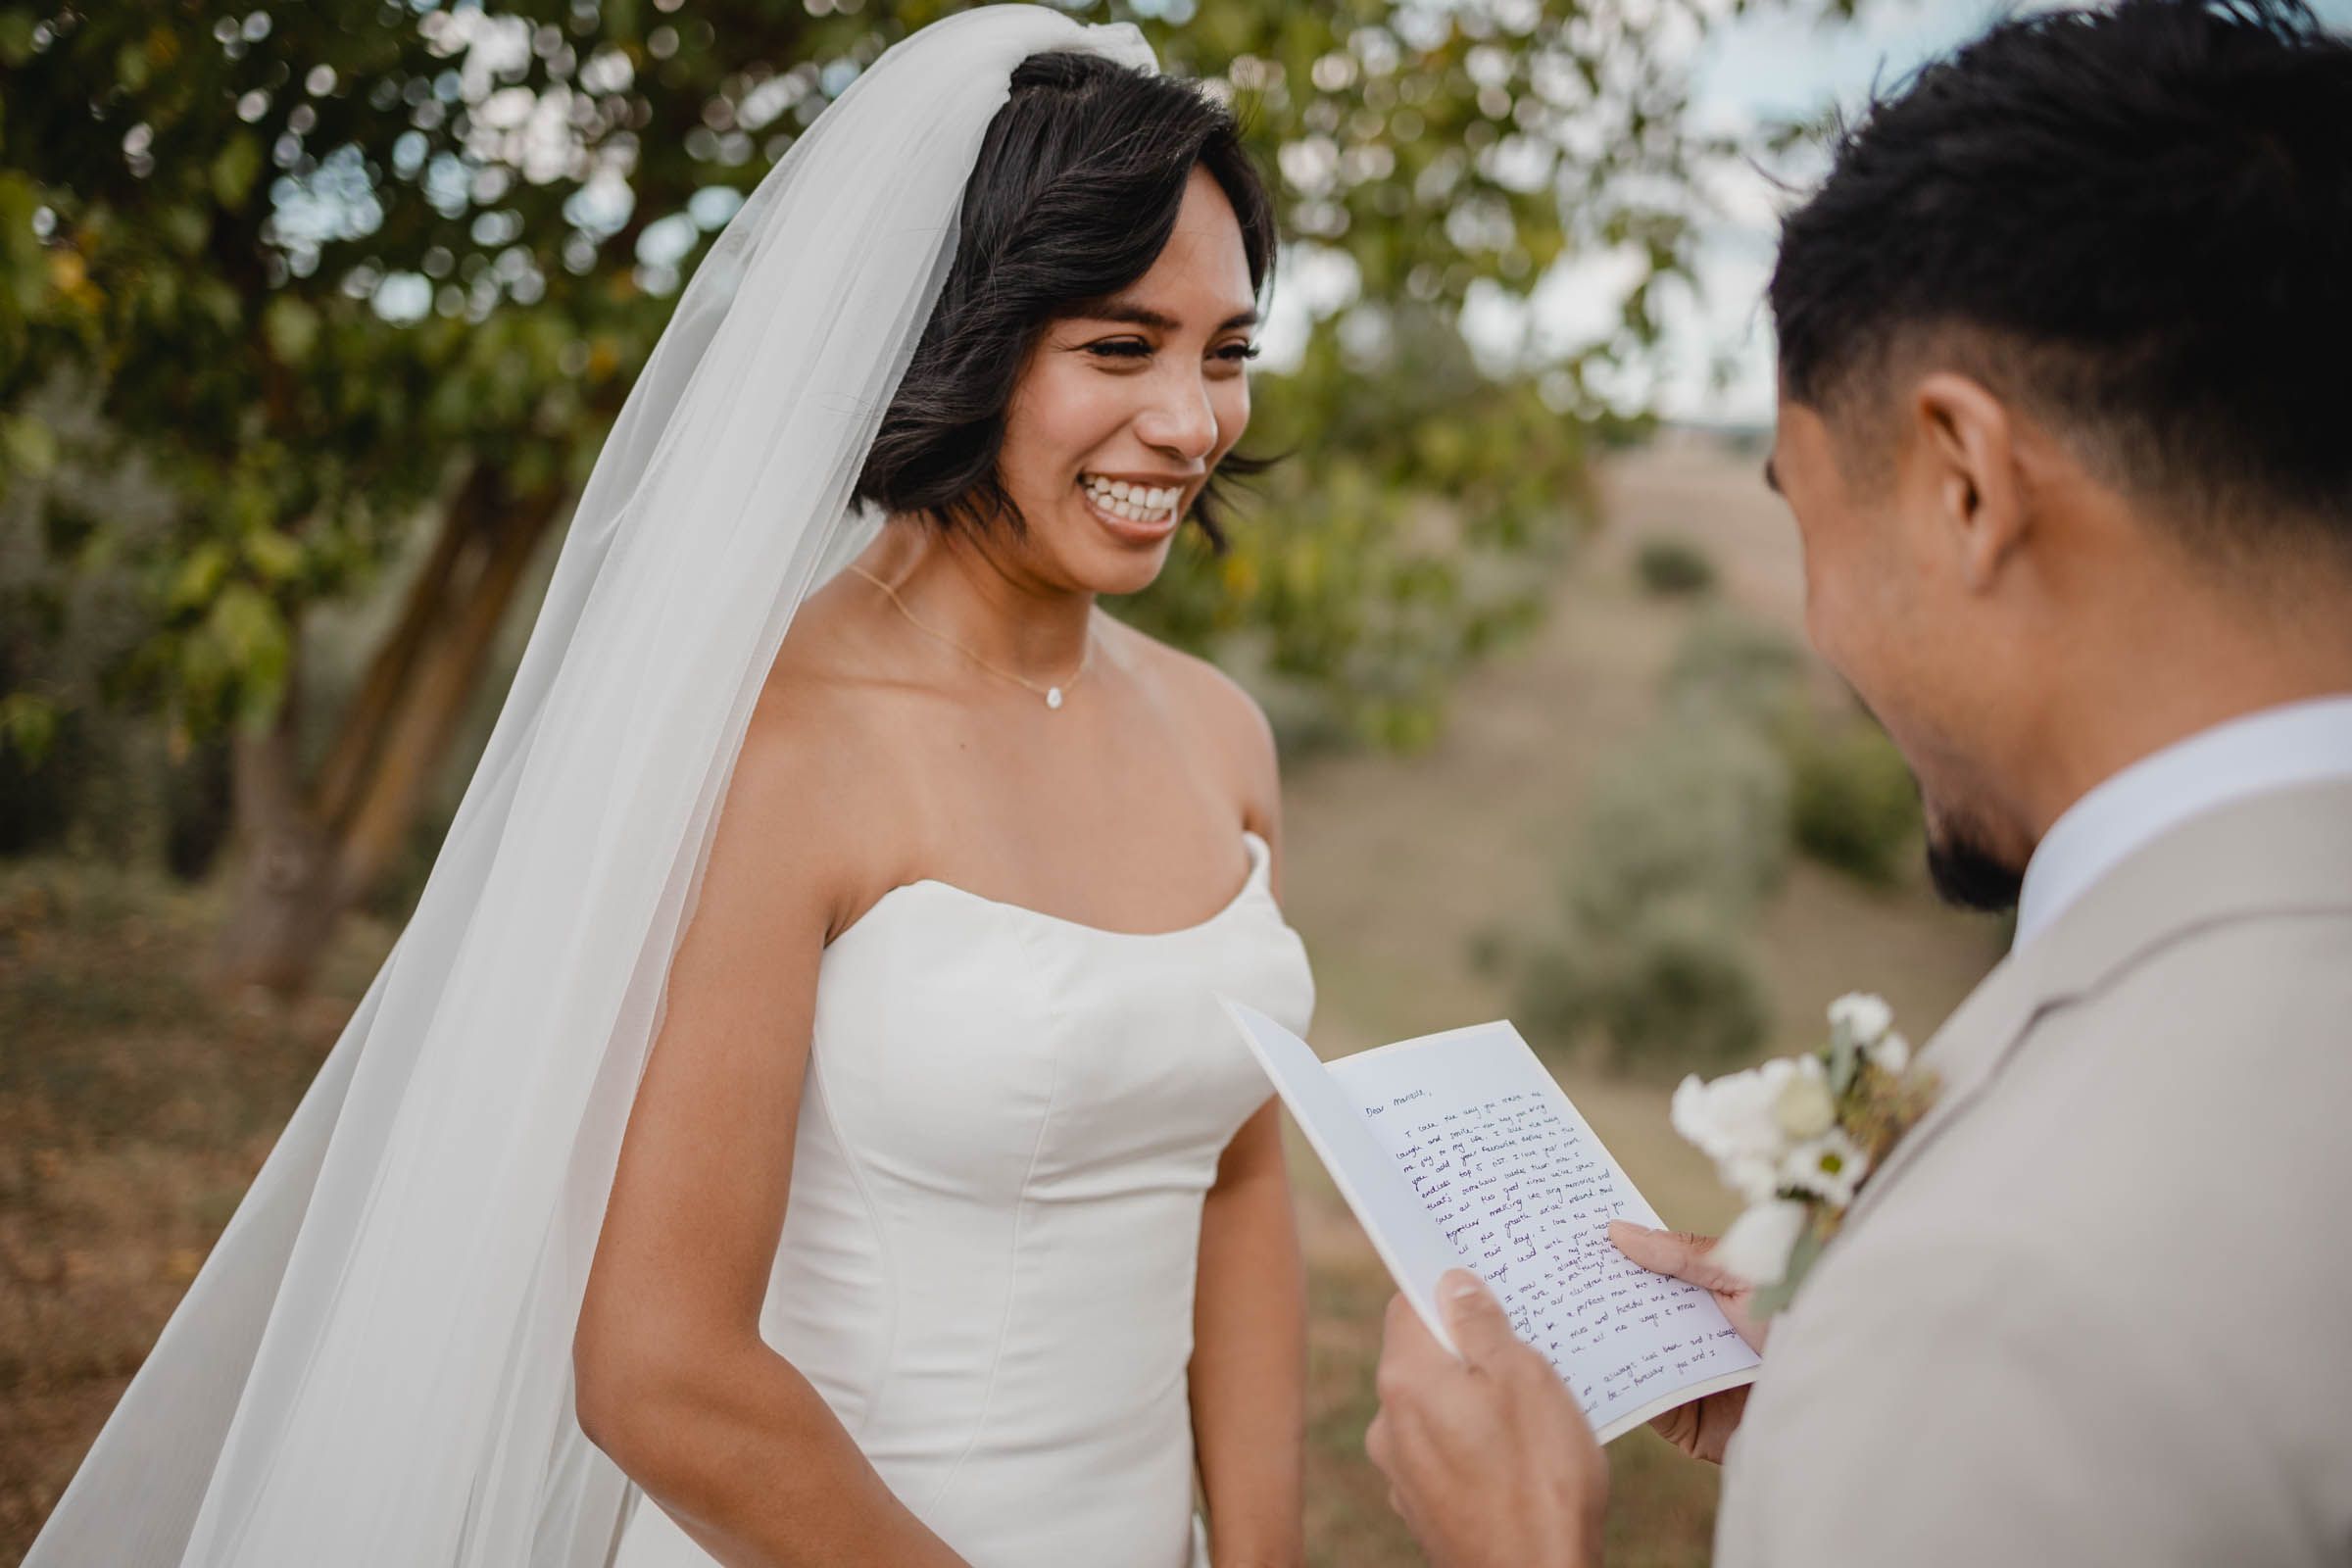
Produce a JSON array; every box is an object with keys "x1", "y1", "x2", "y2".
[
  {"x1": 1437, "y1": 1269, "x2": 1521, "y2": 1367},
  {"x1": 1608, "y1": 1220, "x2": 1742, "y2": 1295},
  {"x1": 1381, "y1": 1290, "x2": 1440, "y2": 1364}
]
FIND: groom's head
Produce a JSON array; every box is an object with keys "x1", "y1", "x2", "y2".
[{"x1": 1765, "y1": 0, "x2": 2352, "y2": 911}]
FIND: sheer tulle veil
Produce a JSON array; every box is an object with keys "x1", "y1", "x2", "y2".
[{"x1": 25, "y1": 10, "x2": 1156, "y2": 1564}]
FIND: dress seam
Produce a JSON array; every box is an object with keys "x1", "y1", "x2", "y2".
[
  {"x1": 808, "y1": 979, "x2": 901, "y2": 1441},
  {"x1": 923, "y1": 917, "x2": 1060, "y2": 1508}
]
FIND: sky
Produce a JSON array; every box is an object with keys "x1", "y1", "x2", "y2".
[{"x1": 1569, "y1": 0, "x2": 2352, "y2": 425}]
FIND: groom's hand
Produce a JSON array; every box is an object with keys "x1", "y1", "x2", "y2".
[
  {"x1": 1366, "y1": 1271, "x2": 1605, "y2": 1568},
  {"x1": 1606, "y1": 1221, "x2": 1761, "y2": 1465}
]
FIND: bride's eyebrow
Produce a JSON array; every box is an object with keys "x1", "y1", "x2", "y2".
[{"x1": 1074, "y1": 300, "x2": 1262, "y2": 333}]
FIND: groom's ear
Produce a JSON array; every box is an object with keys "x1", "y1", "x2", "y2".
[{"x1": 1909, "y1": 370, "x2": 2029, "y2": 595}]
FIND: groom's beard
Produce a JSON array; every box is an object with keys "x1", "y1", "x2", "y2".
[{"x1": 1925, "y1": 829, "x2": 2025, "y2": 913}]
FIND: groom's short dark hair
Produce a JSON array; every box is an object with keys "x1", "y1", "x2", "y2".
[{"x1": 1771, "y1": 0, "x2": 2352, "y2": 554}]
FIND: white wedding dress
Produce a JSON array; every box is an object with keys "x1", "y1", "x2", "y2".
[{"x1": 612, "y1": 829, "x2": 1315, "y2": 1568}]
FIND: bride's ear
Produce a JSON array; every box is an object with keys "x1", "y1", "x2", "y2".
[{"x1": 1910, "y1": 370, "x2": 2028, "y2": 595}]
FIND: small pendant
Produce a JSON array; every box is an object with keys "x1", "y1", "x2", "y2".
[{"x1": 1046, "y1": 687, "x2": 1064, "y2": 710}]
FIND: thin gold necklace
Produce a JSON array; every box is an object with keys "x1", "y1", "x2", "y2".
[{"x1": 848, "y1": 563, "x2": 1092, "y2": 711}]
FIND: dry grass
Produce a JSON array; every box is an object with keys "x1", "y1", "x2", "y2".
[
  {"x1": 1274, "y1": 432, "x2": 2007, "y2": 1565},
  {"x1": 0, "y1": 435, "x2": 2006, "y2": 1566},
  {"x1": 0, "y1": 865, "x2": 389, "y2": 1558}
]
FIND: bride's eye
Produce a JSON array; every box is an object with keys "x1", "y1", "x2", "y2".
[
  {"x1": 1085, "y1": 338, "x2": 1152, "y2": 361},
  {"x1": 1213, "y1": 341, "x2": 1261, "y2": 365}
]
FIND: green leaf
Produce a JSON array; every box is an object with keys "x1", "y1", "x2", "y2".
[
  {"x1": 208, "y1": 584, "x2": 292, "y2": 723},
  {"x1": 264, "y1": 297, "x2": 320, "y2": 364},
  {"x1": 210, "y1": 134, "x2": 263, "y2": 210},
  {"x1": 0, "y1": 413, "x2": 58, "y2": 478},
  {"x1": 169, "y1": 542, "x2": 231, "y2": 612},
  {"x1": 0, "y1": 692, "x2": 59, "y2": 765},
  {"x1": 0, "y1": 11, "x2": 34, "y2": 70},
  {"x1": 161, "y1": 206, "x2": 211, "y2": 257},
  {"x1": 193, "y1": 277, "x2": 239, "y2": 330},
  {"x1": 243, "y1": 530, "x2": 305, "y2": 583}
]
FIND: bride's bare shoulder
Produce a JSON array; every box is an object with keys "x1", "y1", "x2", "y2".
[
  {"x1": 716, "y1": 577, "x2": 911, "y2": 916},
  {"x1": 753, "y1": 571, "x2": 909, "y2": 751},
  {"x1": 1108, "y1": 617, "x2": 1280, "y2": 816}
]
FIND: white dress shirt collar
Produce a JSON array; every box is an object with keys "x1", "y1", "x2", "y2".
[{"x1": 2013, "y1": 695, "x2": 2352, "y2": 950}]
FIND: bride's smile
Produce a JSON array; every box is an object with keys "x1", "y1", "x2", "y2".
[{"x1": 988, "y1": 164, "x2": 1263, "y2": 593}]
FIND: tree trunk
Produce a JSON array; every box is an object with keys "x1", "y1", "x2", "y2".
[
  {"x1": 214, "y1": 674, "x2": 341, "y2": 994},
  {"x1": 214, "y1": 468, "x2": 564, "y2": 994}
]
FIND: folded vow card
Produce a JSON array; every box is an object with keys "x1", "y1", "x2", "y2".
[{"x1": 1221, "y1": 1000, "x2": 1762, "y2": 1445}]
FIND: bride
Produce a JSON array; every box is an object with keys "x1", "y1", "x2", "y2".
[{"x1": 24, "y1": 10, "x2": 1313, "y2": 1568}]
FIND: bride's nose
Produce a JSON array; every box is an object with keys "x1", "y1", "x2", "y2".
[{"x1": 1134, "y1": 372, "x2": 1220, "y2": 463}]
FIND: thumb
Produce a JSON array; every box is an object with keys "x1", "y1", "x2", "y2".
[
  {"x1": 1608, "y1": 1220, "x2": 1743, "y2": 1295},
  {"x1": 1437, "y1": 1270, "x2": 1519, "y2": 1365}
]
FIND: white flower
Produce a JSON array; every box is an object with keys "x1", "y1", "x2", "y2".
[
  {"x1": 1867, "y1": 1029, "x2": 1911, "y2": 1076},
  {"x1": 1828, "y1": 992, "x2": 1893, "y2": 1049},
  {"x1": 1721, "y1": 1153, "x2": 1782, "y2": 1206},
  {"x1": 1673, "y1": 1062, "x2": 1799, "y2": 1166},
  {"x1": 1780, "y1": 1128, "x2": 1871, "y2": 1208},
  {"x1": 1772, "y1": 1058, "x2": 1836, "y2": 1141},
  {"x1": 1676, "y1": 1057, "x2": 1829, "y2": 1202},
  {"x1": 1715, "y1": 1199, "x2": 1810, "y2": 1288}
]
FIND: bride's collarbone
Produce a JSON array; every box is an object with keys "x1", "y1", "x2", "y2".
[{"x1": 774, "y1": 636, "x2": 1259, "y2": 940}]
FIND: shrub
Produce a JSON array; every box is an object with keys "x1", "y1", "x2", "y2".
[
  {"x1": 1663, "y1": 610, "x2": 1805, "y2": 726},
  {"x1": 1569, "y1": 719, "x2": 1789, "y2": 931},
  {"x1": 1512, "y1": 940, "x2": 1594, "y2": 1045},
  {"x1": 1786, "y1": 717, "x2": 1922, "y2": 886},
  {"x1": 1593, "y1": 901, "x2": 1771, "y2": 1071},
  {"x1": 1514, "y1": 899, "x2": 1770, "y2": 1075},
  {"x1": 1635, "y1": 537, "x2": 1717, "y2": 597},
  {"x1": 1511, "y1": 610, "x2": 1842, "y2": 1076},
  {"x1": 1464, "y1": 923, "x2": 1513, "y2": 978}
]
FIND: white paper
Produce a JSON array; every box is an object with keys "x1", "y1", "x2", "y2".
[
  {"x1": 1225, "y1": 1002, "x2": 1761, "y2": 1445},
  {"x1": 1220, "y1": 999, "x2": 1470, "y2": 1353}
]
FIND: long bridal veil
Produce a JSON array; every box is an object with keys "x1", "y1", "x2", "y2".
[{"x1": 25, "y1": 11, "x2": 1155, "y2": 1565}]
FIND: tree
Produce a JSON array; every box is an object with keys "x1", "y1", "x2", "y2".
[{"x1": 2, "y1": 0, "x2": 1741, "y2": 990}]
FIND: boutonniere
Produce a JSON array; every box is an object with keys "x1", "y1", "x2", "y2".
[{"x1": 1671, "y1": 994, "x2": 1940, "y2": 1316}]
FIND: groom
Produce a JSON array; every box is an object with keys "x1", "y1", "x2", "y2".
[{"x1": 1367, "y1": 0, "x2": 2352, "y2": 1562}]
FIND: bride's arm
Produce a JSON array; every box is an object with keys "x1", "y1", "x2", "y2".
[
  {"x1": 1192, "y1": 1100, "x2": 1310, "y2": 1567},
  {"x1": 1190, "y1": 675, "x2": 1308, "y2": 1568},
  {"x1": 572, "y1": 697, "x2": 964, "y2": 1568}
]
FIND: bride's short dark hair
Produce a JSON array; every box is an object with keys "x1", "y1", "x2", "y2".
[{"x1": 853, "y1": 49, "x2": 1277, "y2": 552}]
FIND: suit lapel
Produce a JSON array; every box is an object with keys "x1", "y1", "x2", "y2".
[{"x1": 1845, "y1": 777, "x2": 2352, "y2": 1229}]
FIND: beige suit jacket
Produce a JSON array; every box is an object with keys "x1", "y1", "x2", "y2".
[{"x1": 1715, "y1": 779, "x2": 2352, "y2": 1566}]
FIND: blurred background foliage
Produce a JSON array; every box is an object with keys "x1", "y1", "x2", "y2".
[
  {"x1": 1, "y1": 0, "x2": 1753, "y2": 989},
  {"x1": 1495, "y1": 602, "x2": 1924, "y2": 1075}
]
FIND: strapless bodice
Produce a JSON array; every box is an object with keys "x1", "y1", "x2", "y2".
[{"x1": 612, "y1": 831, "x2": 1314, "y2": 1567}]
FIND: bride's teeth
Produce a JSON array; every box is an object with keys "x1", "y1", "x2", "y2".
[{"x1": 1079, "y1": 477, "x2": 1178, "y2": 525}]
